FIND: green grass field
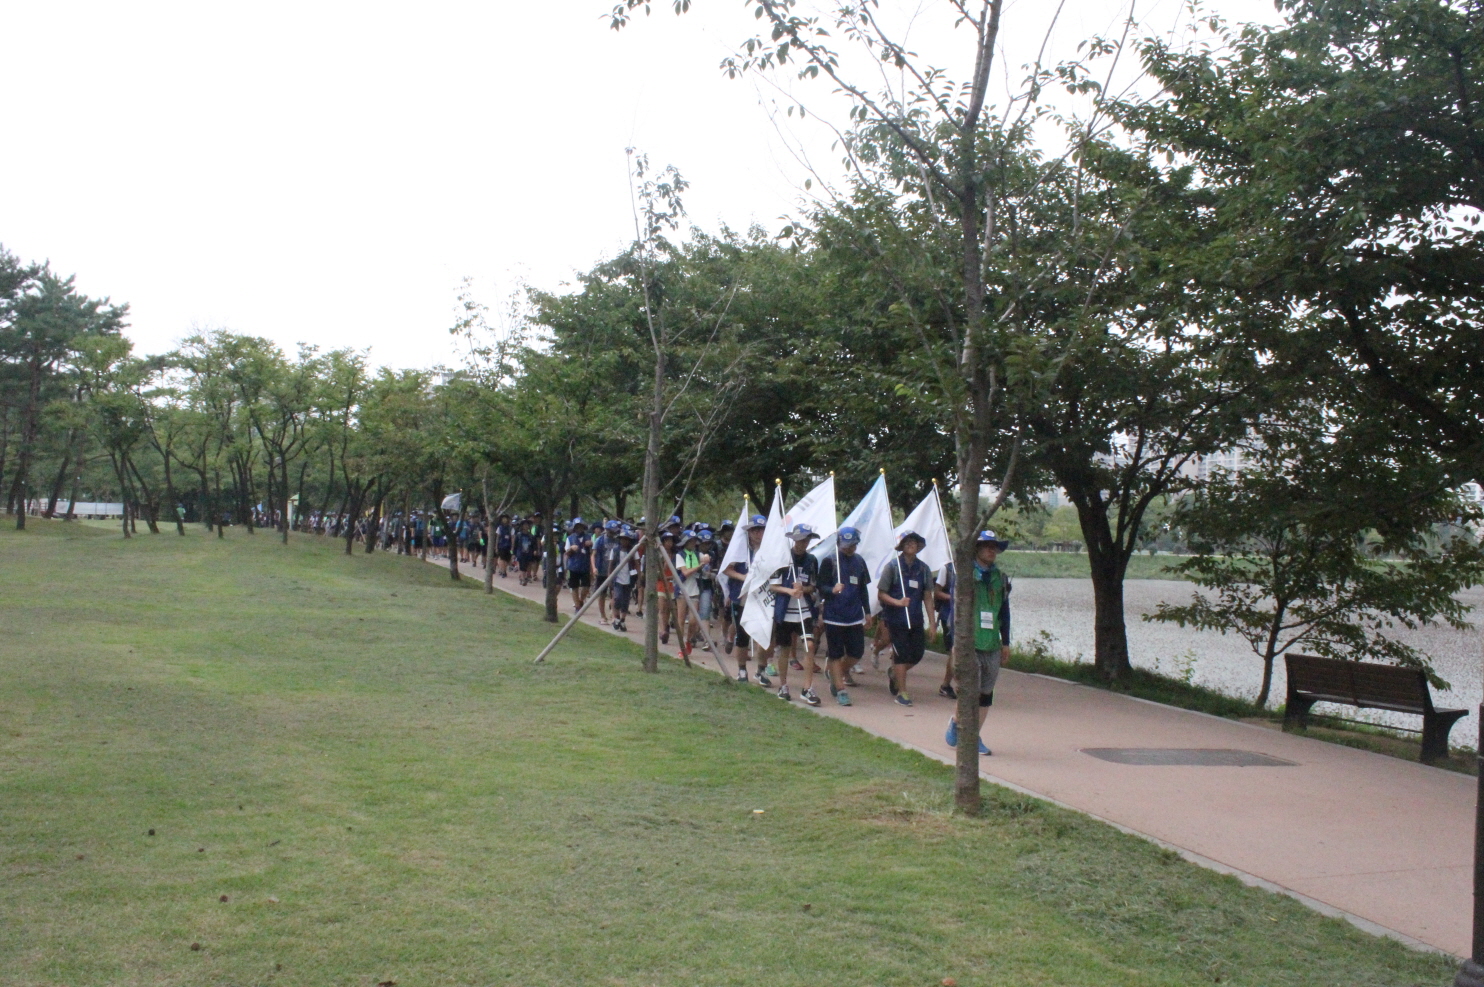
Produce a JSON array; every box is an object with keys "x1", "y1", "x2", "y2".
[
  {"x1": 0, "y1": 519, "x2": 1453, "y2": 986},
  {"x1": 998, "y1": 550, "x2": 1180, "y2": 580}
]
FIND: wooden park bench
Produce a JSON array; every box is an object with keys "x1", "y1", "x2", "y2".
[{"x1": 1283, "y1": 653, "x2": 1469, "y2": 764}]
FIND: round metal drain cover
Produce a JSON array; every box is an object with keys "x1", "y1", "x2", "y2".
[{"x1": 1081, "y1": 748, "x2": 1297, "y2": 767}]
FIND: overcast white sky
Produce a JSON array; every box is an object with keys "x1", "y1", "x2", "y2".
[{"x1": 0, "y1": 0, "x2": 1281, "y2": 369}]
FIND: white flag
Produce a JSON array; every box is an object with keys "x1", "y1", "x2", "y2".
[
  {"x1": 815, "y1": 473, "x2": 895, "y2": 613},
  {"x1": 893, "y1": 485, "x2": 953, "y2": 575},
  {"x1": 739, "y1": 487, "x2": 788, "y2": 648},
  {"x1": 716, "y1": 497, "x2": 751, "y2": 576},
  {"x1": 782, "y1": 474, "x2": 837, "y2": 546},
  {"x1": 441, "y1": 492, "x2": 462, "y2": 512}
]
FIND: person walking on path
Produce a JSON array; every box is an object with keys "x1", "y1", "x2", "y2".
[
  {"x1": 724, "y1": 514, "x2": 766, "y2": 680},
  {"x1": 610, "y1": 525, "x2": 639, "y2": 632},
  {"x1": 934, "y1": 558, "x2": 957, "y2": 699},
  {"x1": 878, "y1": 530, "x2": 931, "y2": 707},
  {"x1": 945, "y1": 530, "x2": 1013, "y2": 756},
  {"x1": 673, "y1": 529, "x2": 711, "y2": 658},
  {"x1": 816, "y1": 526, "x2": 871, "y2": 707},
  {"x1": 564, "y1": 518, "x2": 594, "y2": 612},
  {"x1": 594, "y1": 520, "x2": 619, "y2": 623},
  {"x1": 765, "y1": 524, "x2": 821, "y2": 701},
  {"x1": 494, "y1": 513, "x2": 514, "y2": 579}
]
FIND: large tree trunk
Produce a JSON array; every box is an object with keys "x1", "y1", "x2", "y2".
[
  {"x1": 365, "y1": 483, "x2": 384, "y2": 554},
  {"x1": 43, "y1": 437, "x2": 73, "y2": 517},
  {"x1": 162, "y1": 445, "x2": 184, "y2": 535},
  {"x1": 126, "y1": 456, "x2": 162, "y2": 534},
  {"x1": 1088, "y1": 549, "x2": 1132, "y2": 680},
  {"x1": 64, "y1": 466, "x2": 81, "y2": 521},
  {"x1": 542, "y1": 504, "x2": 561, "y2": 622}
]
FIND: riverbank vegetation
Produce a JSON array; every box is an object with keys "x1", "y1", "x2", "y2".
[{"x1": 0, "y1": 516, "x2": 1456, "y2": 986}]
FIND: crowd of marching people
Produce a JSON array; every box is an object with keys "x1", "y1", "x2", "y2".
[{"x1": 293, "y1": 483, "x2": 1014, "y2": 757}]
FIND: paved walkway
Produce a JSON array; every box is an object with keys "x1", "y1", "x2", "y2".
[{"x1": 443, "y1": 557, "x2": 1472, "y2": 956}]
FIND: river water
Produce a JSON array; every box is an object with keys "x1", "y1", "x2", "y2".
[{"x1": 1014, "y1": 578, "x2": 1484, "y2": 748}]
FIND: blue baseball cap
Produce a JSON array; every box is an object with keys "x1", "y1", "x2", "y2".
[
  {"x1": 605, "y1": 519, "x2": 620, "y2": 531},
  {"x1": 746, "y1": 514, "x2": 768, "y2": 530},
  {"x1": 667, "y1": 515, "x2": 683, "y2": 526},
  {"x1": 977, "y1": 529, "x2": 1010, "y2": 550},
  {"x1": 837, "y1": 526, "x2": 861, "y2": 544},
  {"x1": 788, "y1": 523, "x2": 819, "y2": 542},
  {"x1": 619, "y1": 525, "x2": 637, "y2": 539},
  {"x1": 571, "y1": 517, "x2": 586, "y2": 528}
]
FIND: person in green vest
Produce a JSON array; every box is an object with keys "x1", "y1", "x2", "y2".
[{"x1": 945, "y1": 529, "x2": 1012, "y2": 756}]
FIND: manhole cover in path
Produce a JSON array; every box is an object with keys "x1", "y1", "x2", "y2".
[{"x1": 1081, "y1": 748, "x2": 1297, "y2": 767}]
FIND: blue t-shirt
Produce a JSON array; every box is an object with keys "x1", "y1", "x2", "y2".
[
  {"x1": 565, "y1": 534, "x2": 592, "y2": 573},
  {"x1": 879, "y1": 556, "x2": 931, "y2": 629},
  {"x1": 819, "y1": 553, "x2": 872, "y2": 625}
]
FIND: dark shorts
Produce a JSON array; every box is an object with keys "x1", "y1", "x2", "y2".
[
  {"x1": 888, "y1": 624, "x2": 926, "y2": 666},
  {"x1": 613, "y1": 582, "x2": 633, "y2": 613},
  {"x1": 731, "y1": 601, "x2": 750, "y2": 649},
  {"x1": 824, "y1": 623, "x2": 866, "y2": 661},
  {"x1": 774, "y1": 618, "x2": 815, "y2": 646},
  {"x1": 567, "y1": 570, "x2": 591, "y2": 589},
  {"x1": 497, "y1": 548, "x2": 512, "y2": 561}
]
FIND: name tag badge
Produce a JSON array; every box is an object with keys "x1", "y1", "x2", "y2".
[
  {"x1": 980, "y1": 610, "x2": 995, "y2": 630},
  {"x1": 907, "y1": 579, "x2": 919, "y2": 589},
  {"x1": 847, "y1": 576, "x2": 858, "y2": 585}
]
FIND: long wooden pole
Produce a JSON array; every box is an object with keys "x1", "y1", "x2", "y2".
[{"x1": 533, "y1": 542, "x2": 642, "y2": 664}]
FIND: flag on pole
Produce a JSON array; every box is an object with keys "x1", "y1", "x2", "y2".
[
  {"x1": 813, "y1": 473, "x2": 896, "y2": 613},
  {"x1": 893, "y1": 486, "x2": 953, "y2": 575},
  {"x1": 716, "y1": 497, "x2": 751, "y2": 575},
  {"x1": 783, "y1": 474, "x2": 837, "y2": 546},
  {"x1": 739, "y1": 486, "x2": 788, "y2": 647},
  {"x1": 441, "y1": 492, "x2": 462, "y2": 512}
]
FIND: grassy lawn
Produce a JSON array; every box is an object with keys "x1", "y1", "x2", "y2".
[
  {"x1": 0, "y1": 519, "x2": 1454, "y2": 987},
  {"x1": 998, "y1": 550, "x2": 1180, "y2": 580}
]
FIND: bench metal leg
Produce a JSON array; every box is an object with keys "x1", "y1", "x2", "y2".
[
  {"x1": 1423, "y1": 710, "x2": 1469, "y2": 764},
  {"x1": 1282, "y1": 695, "x2": 1314, "y2": 733}
]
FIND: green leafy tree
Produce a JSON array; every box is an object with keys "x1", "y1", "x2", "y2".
[{"x1": 1150, "y1": 433, "x2": 1484, "y2": 708}]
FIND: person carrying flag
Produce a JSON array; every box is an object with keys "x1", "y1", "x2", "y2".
[
  {"x1": 946, "y1": 529, "x2": 1013, "y2": 756},
  {"x1": 765, "y1": 524, "x2": 821, "y2": 701},
  {"x1": 878, "y1": 530, "x2": 931, "y2": 707},
  {"x1": 724, "y1": 514, "x2": 766, "y2": 678},
  {"x1": 815, "y1": 526, "x2": 871, "y2": 707}
]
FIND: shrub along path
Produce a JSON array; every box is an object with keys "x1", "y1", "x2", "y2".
[
  {"x1": 470, "y1": 557, "x2": 1473, "y2": 959},
  {"x1": 0, "y1": 519, "x2": 1458, "y2": 986}
]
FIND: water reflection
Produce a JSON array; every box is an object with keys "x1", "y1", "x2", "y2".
[{"x1": 1013, "y1": 578, "x2": 1484, "y2": 748}]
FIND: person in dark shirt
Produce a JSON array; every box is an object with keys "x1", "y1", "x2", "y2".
[
  {"x1": 878, "y1": 530, "x2": 931, "y2": 707},
  {"x1": 765, "y1": 524, "x2": 821, "y2": 702},
  {"x1": 816, "y1": 526, "x2": 872, "y2": 707},
  {"x1": 494, "y1": 513, "x2": 514, "y2": 578},
  {"x1": 564, "y1": 518, "x2": 594, "y2": 612}
]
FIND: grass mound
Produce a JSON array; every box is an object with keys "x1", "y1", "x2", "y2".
[{"x1": 0, "y1": 518, "x2": 1454, "y2": 986}]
